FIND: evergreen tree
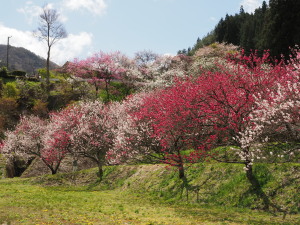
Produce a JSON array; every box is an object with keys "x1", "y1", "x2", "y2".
[
  {"x1": 259, "y1": 0, "x2": 300, "y2": 57},
  {"x1": 240, "y1": 15, "x2": 255, "y2": 52},
  {"x1": 178, "y1": 0, "x2": 300, "y2": 58},
  {"x1": 215, "y1": 18, "x2": 226, "y2": 43}
]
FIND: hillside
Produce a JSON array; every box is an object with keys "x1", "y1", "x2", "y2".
[{"x1": 0, "y1": 45, "x2": 59, "y2": 74}]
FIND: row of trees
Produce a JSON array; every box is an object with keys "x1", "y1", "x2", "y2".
[
  {"x1": 1, "y1": 45, "x2": 299, "y2": 211},
  {"x1": 0, "y1": 46, "x2": 188, "y2": 140},
  {"x1": 181, "y1": 0, "x2": 300, "y2": 58}
]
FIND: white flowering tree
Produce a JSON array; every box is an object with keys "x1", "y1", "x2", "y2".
[
  {"x1": 108, "y1": 92, "x2": 164, "y2": 164},
  {"x1": 131, "y1": 52, "x2": 187, "y2": 90},
  {"x1": 236, "y1": 80, "x2": 300, "y2": 166}
]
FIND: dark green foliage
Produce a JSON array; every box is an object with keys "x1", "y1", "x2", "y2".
[
  {"x1": 183, "y1": 0, "x2": 300, "y2": 58},
  {"x1": 259, "y1": 0, "x2": 300, "y2": 57},
  {"x1": 47, "y1": 93, "x2": 73, "y2": 111},
  {"x1": 216, "y1": 0, "x2": 300, "y2": 58},
  {"x1": 99, "y1": 81, "x2": 134, "y2": 102},
  {"x1": 214, "y1": 8, "x2": 264, "y2": 54},
  {"x1": 10, "y1": 70, "x2": 26, "y2": 77}
]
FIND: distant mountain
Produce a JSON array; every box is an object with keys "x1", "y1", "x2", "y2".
[{"x1": 0, "y1": 45, "x2": 59, "y2": 75}]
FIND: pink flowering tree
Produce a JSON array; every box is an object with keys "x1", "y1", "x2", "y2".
[
  {"x1": 66, "y1": 51, "x2": 128, "y2": 101},
  {"x1": 1, "y1": 115, "x2": 67, "y2": 175},
  {"x1": 42, "y1": 108, "x2": 78, "y2": 172},
  {"x1": 46, "y1": 105, "x2": 83, "y2": 168},
  {"x1": 49, "y1": 101, "x2": 118, "y2": 179}
]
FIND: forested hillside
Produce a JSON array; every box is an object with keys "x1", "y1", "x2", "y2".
[
  {"x1": 0, "y1": 45, "x2": 58, "y2": 74},
  {"x1": 180, "y1": 0, "x2": 300, "y2": 58}
]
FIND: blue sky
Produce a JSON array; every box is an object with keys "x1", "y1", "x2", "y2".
[{"x1": 0, "y1": 0, "x2": 264, "y2": 65}]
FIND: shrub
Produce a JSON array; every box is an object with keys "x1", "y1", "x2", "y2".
[
  {"x1": 0, "y1": 97, "x2": 18, "y2": 115},
  {"x1": 3, "y1": 82, "x2": 19, "y2": 98},
  {"x1": 0, "y1": 67, "x2": 8, "y2": 78},
  {"x1": 32, "y1": 100, "x2": 48, "y2": 118}
]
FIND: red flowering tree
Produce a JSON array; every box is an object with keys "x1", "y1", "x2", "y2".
[
  {"x1": 132, "y1": 82, "x2": 213, "y2": 179},
  {"x1": 132, "y1": 49, "x2": 293, "y2": 182}
]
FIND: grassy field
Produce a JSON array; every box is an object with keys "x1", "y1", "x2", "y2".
[{"x1": 0, "y1": 163, "x2": 299, "y2": 225}]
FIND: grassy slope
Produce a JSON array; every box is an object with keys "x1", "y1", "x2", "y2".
[
  {"x1": 30, "y1": 163, "x2": 300, "y2": 212},
  {"x1": 0, "y1": 163, "x2": 299, "y2": 224}
]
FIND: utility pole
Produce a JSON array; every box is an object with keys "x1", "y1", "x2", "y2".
[{"x1": 7, "y1": 36, "x2": 12, "y2": 70}]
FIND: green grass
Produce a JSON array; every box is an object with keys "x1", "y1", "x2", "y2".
[
  {"x1": 0, "y1": 178, "x2": 299, "y2": 225},
  {"x1": 0, "y1": 163, "x2": 299, "y2": 224},
  {"x1": 0, "y1": 154, "x2": 5, "y2": 177},
  {"x1": 23, "y1": 163, "x2": 300, "y2": 213}
]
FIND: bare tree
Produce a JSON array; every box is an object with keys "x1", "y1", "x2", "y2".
[
  {"x1": 134, "y1": 50, "x2": 158, "y2": 67},
  {"x1": 35, "y1": 5, "x2": 67, "y2": 93}
]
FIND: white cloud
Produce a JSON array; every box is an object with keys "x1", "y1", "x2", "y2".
[
  {"x1": 18, "y1": 2, "x2": 68, "y2": 25},
  {"x1": 0, "y1": 23, "x2": 93, "y2": 65},
  {"x1": 63, "y1": 0, "x2": 107, "y2": 16},
  {"x1": 209, "y1": 16, "x2": 217, "y2": 22},
  {"x1": 17, "y1": 1, "x2": 43, "y2": 25},
  {"x1": 240, "y1": 0, "x2": 263, "y2": 13},
  {"x1": 52, "y1": 32, "x2": 94, "y2": 64}
]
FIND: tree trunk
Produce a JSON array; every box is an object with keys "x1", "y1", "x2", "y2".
[
  {"x1": 176, "y1": 149, "x2": 186, "y2": 179},
  {"x1": 72, "y1": 159, "x2": 78, "y2": 172},
  {"x1": 97, "y1": 162, "x2": 104, "y2": 180},
  {"x1": 46, "y1": 47, "x2": 51, "y2": 93},
  {"x1": 42, "y1": 158, "x2": 58, "y2": 175},
  {"x1": 178, "y1": 163, "x2": 185, "y2": 179},
  {"x1": 105, "y1": 79, "x2": 110, "y2": 103},
  {"x1": 95, "y1": 85, "x2": 99, "y2": 99}
]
